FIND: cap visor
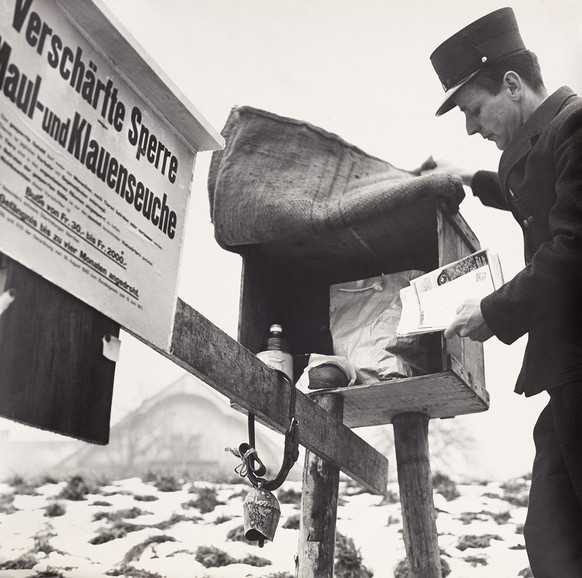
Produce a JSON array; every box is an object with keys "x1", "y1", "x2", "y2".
[{"x1": 435, "y1": 70, "x2": 480, "y2": 116}]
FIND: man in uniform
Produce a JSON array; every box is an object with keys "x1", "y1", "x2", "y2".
[{"x1": 429, "y1": 7, "x2": 582, "y2": 576}]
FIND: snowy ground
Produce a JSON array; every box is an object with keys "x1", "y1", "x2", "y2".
[{"x1": 0, "y1": 474, "x2": 532, "y2": 577}]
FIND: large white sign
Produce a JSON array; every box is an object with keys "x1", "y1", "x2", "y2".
[{"x1": 0, "y1": 0, "x2": 196, "y2": 349}]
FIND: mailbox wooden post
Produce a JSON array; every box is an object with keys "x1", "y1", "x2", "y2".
[
  {"x1": 393, "y1": 412, "x2": 441, "y2": 577},
  {"x1": 298, "y1": 393, "x2": 344, "y2": 578}
]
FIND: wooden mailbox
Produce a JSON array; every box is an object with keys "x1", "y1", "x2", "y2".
[
  {"x1": 237, "y1": 197, "x2": 489, "y2": 578},
  {"x1": 238, "y1": 196, "x2": 489, "y2": 421}
]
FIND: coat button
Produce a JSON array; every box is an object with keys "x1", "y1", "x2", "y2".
[{"x1": 522, "y1": 216, "x2": 535, "y2": 228}]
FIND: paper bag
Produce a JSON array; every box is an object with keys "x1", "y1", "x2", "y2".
[{"x1": 329, "y1": 271, "x2": 436, "y2": 384}]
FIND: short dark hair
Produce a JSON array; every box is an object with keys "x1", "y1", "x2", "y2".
[{"x1": 472, "y1": 49, "x2": 545, "y2": 94}]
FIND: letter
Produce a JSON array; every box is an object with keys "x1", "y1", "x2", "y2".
[
  {"x1": 141, "y1": 186, "x2": 153, "y2": 218},
  {"x1": 106, "y1": 156, "x2": 118, "y2": 189},
  {"x1": 159, "y1": 192, "x2": 170, "y2": 234},
  {"x1": 137, "y1": 124, "x2": 149, "y2": 161},
  {"x1": 80, "y1": 63, "x2": 96, "y2": 103},
  {"x1": 160, "y1": 146, "x2": 171, "y2": 174},
  {"x1": 57, "y1": 115, "x2": 69, "y2": 147},
  {"x1": 47, "y1": 34, "x2": 62, "y2": 68},
  {"x1": 24, "y1": 10, "x2": 41, "y2": 48},
  {"x1": 112, "y1": 99, "x2": 124, "y2": 132},
  {"x1": 85, "y1": 139, "x2": 102, "y2": 173},
  {"x1": 126, "y1": 173, "x2": 136, "y2": 203},
  {"x1": 70, "y1": 47, "x2": 86, "y2": 93},
  {"x1": 134, "y1": 176, "x2": 144, "y2": 210},
  {"x1": 100, "y1": 78, "x2": 112, "y2": 118},
  {"x1": 12, "y1": 0, "x2": 33, "y2": 33},
  {"x1": 95, "y1": 147, "x2": 110, "y2": 182},
  {"x1": 115, "y1": 163, "x2": 128, "y2": 197},
  {"x1": 146, "y1": 132, "x2": 157, "y2": 163},
  {"x1": 154, "y1": 140, "x2": 166, "y2": 168},
  {"x1": 168, "y1": 155, "x2": 178, "y2": 183},
  {"x1": 6, "y1": 67, "x2": 37, "y2": 116},
  {"x1": 167, "y1": 211, "x2": 176, "y2": 239},
  {"x1": 3, "y1": 63, "x2": 21, "y2": 103},
  {"x1": 26, "y1": 73, "x2": 40, "y2": 119},
  {"x1": 126, "y1": 179, "x2": 138, "y2": 205},
  {"x1": 41, "y1": 108, "x2": 53, "y2": 133},
  {"x1": 108, "y1": 86, "x2": 124, "y2": 131},
  {"x1": 127, "y1": 106, "x2": 140, "y2": 146},
  {"x1": 93, "y1": 76, "x2": 106, "y2": 109},
  {"x1": 151, "y1": 194, "x2": 161, "y2": 225},
  {"x1": 0, "y1": 37, "x2": 13, "y2": 88},
  {"x1": 67, "y1": 112, "x2": 90, "y2": 163},
  {"x1": 36, "y1": 19, "x2": 53, "y2": 55},
  {"x1": 59, "y1": 46, "x2": 73, "y2": 81}
]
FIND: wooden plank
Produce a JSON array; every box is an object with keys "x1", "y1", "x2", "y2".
[
  {"x1": 443, "y1": 205, "x2": 481, "y2": 254},
  {"x1": 138, "y1": 298, "x2": 388, "y2": 495},
  {"x1": 393, "y1": 413, "x2": 441, "y2": 577},
  {"x1": 238, "y1": 251, "x2": 288, "y2": 358},
  {"x1": 437, "y1": 207, "x2": 486, "y2": 396},
  {"x1": 317, "y1": 371, "x2": 489, "y2": 428},
  {"x1": 0, "y1": 254, "x2": 119, "y2": 443},
  {"x1": 298, "y1": 394, "x2": 343, "y2": 578},
  {"x1": 256, "y1": 196, "x2": 441, "y2": 278}
]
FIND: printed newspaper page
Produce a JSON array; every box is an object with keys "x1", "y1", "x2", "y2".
[{"x1": 397, "y1": 249, "x2": 504, "y2": 335}]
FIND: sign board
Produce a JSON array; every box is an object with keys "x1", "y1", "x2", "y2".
[{"x1": 0, "y1": 0, "x2": 223, "y2": 349}]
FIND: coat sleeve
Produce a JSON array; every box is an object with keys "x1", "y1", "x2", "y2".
[
  {"x1": 471, "y1": 170, "x2": 511, "y2": 211},
  {"x1": 480, "y1": 105, "x2": 582, "y2": 344}
]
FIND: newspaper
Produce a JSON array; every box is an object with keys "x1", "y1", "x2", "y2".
[{"x1": 397, "y1": 249, "x2": 504, "y2": 335}]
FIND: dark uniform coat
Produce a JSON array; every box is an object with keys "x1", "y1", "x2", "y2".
[{"x1": 471, "y1": 86, "x2": 582, "y2": 397}]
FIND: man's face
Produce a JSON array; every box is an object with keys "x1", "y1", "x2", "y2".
[{"x1": 452, "y1": 80, "x2": 522, "y2": 150}]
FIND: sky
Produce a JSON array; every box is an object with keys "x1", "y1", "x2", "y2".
[{"x1": 4, "y1": 0, "x2": 582, "y2": 481}]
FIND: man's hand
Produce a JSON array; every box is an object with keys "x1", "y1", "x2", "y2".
[
  {"x1": 420, "y1": 156, "x2": 475, "y2": 188},
  {"x1": 444, "y1": 298, "x2": 494, "y2": 342}
]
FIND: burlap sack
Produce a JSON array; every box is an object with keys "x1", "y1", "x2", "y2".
[{"x1": 208, "y1": 106, "x2": 464, "y2": 252}]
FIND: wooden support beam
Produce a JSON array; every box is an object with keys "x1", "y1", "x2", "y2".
[
  {"x1": 138, "y1": 298, "x2": 388, "y2": 495},
  {"x1": 393, "y1": 413, "x2": 441, "y2": 578},
  {"x1": 297, "y1": 393, "x2": 343, "y2": 578}
]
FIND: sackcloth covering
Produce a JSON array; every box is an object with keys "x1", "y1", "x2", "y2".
[{"x1": 208, "y1": 106, "x2": 464, "y2": 255}]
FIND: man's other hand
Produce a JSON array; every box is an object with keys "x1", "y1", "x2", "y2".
[
  {"x1": 444, "y1": 298, "x2": 494, "y2": 342},
  {"x1": 420, "y1": 156, "x2": 475, "y2": 188}
]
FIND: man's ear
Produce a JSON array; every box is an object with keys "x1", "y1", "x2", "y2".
[{"x1": 503, "y1": 71, "x2": 523, "y2": 99}]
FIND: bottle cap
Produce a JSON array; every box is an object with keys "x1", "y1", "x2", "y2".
[{"x1": 270, "y1": 324, "x2": 283, "y2": 334}]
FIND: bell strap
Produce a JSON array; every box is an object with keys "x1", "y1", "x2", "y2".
[{"x1": 238, "y1": 370, "x2": 300, "y2": 491}]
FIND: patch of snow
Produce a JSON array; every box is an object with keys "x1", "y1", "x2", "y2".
[{"x1": 0, "y1": 475, "x2": 532, "y2": 577}]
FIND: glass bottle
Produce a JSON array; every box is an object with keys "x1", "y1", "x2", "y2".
[{"x1": 256, "y1": 323, "x2": 293, "y2": 381}]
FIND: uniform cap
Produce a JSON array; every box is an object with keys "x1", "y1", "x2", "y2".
[{"x1": 430, "y1": 7, "x2": 526, "y2": 116}]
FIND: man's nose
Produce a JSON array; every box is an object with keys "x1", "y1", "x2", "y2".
[{"x1": 465, "y1": 116, "x2": 480, "y2": 136}]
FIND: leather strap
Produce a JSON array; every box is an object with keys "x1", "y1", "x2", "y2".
[{"x1": 237, "y1": 371, "x2": 300, "y2": 491}]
